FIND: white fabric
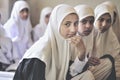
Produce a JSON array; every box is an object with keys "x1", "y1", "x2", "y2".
[
  {"x1": 32, "y1": 7, "x2": 52, "y2": 42},
  {"x1": 70, "y1": 57, "x2": 88, "y2": 76},
  {"x1": 92, "y1": 4, "x2": 120, "y2": 58},
  {"x1": 102, "y1": 1, "x2": 120, "y2": 78},
  {"x1": 74, "y1": 4, "x2": 94, "y2": 21},
  {"x1": 71, "y1": 70, "x2": 95, "y2": 80},
  {"x1": 3, "y1": 1, "x2": 33, "y2": 59},
  {"x1": 0, "y1": 36, "x2": 19, "y2": 68},
  {"x1": 94, "y1": 4, "x2": 113, "y2": 30},
  {"x1": 74, "y1": 4, "x2": 94, "y2": 56},
  {"x1": 0, "y1": 71, "x2": 14, "y2": 80},
  {"x1": 22, "y1": 4, "x2": 90, "y2": 80},
  {"x1": 102, "y1": 1, "x2": 120, "y2": 43}
]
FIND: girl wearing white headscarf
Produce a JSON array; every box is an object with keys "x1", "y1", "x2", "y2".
[
  {"x1": 32, "y1": 7, "x2": 52, "y2": 42},
  {"x1": 102, "y1": 1, "x2": 120, "y2": 79},
  {"x1": 102, "y1": 1, "x2": 120, "y2": 43},
  {"x1": 0, "y1": 14, "x2": 19, "y2": 71},
  {"x1": 13, "y1": 4, "x2": 95, "y2": 80},
  {"x1": 90, "y1": 4, "x2": 120, "y2": 80},
  {"x1": 3, "y1": 0, "x2": 33, "y2": 59},
  {"x1": 74, "y1": 4, "x2": 94, "y2": 57}
]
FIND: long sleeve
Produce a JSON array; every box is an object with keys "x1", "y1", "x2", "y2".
[
  {"x1": 70, "y1": 56, "x2": 88, "y2": 76},
  {"x1": 13, "y1": 58, "x2": 46, "y2": 80}
]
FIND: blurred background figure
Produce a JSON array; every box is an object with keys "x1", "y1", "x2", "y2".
[
  {"x1": 32, "y1": 7, "x2": 52, "y2": 42},
  {"x1": 3, "y1": 0, "x2": 33, "y2": 59},
  {"x1": 0, "y1": 12, "x2": 19, "y2": 71}
]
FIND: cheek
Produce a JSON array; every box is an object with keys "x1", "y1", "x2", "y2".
[
  {"x1": 96, "y1": 22, "x2": 101, "y2": 28},
  {"x1": 106, "y1": 23, "x2": 111, "y2": 29},
  {"x1": 60, "y1": 27, "x2": 67, "y2": 37},
  {"x1": 78, "y1": 24, "x2": 84, "y2": 32}
]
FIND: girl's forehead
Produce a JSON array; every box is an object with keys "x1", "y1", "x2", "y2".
[{"x1": 99, "y1": 13, "x2": 111, "y2": 18}]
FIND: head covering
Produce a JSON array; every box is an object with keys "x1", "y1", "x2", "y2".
[
  {"x1": 91, "y1": 4, "x2": 120, "y2": 58},
  {"x1": 94, "y1": 4, "x2": 113, "y2": 30},
  {"x1": 74, "y1": 4, "x2": 94, "y2": 56},
  {"x1": 32, "y1": 7, "x2": 52, "y2": 42},
  {"x1": 23, "y1": 4, "x2": 78, "y2": 80},
  {"x1": 39, "y1": 7, "x2": 52, "y2": 27},
  {"x1": 3, "y1": 0, "x2": 33, "y2": 59},
  {"x1": 74, "y1": 4, "x2": 94, "y2": 21},
  {"x1": 102, "y1": 1, "x2": 120, "y2": 43},
  {"x1": 102, "y1": 1, "x2": 120, "y2": 77},
  {"x1": 4, "y1": 0, "x2": 32, "y2": 41}
]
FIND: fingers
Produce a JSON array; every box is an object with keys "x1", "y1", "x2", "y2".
[
  {"x1": 67, "y1": 36, "x2": 83, "y2": 47},
  {"x1": 88, "y1": 57, "x2": 100, "y2": 66}
]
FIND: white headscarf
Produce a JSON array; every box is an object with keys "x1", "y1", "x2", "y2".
[
  {"x1": 92, "y1": 4, "x2": 120, "y2": 58},
  {"x1": 23, "y1": 4, "x2": 77, "y2": 80},
  {"x1": 102, "y1": 1, "x2": 120, "y2": 43},
  {"x1": 94, "y1": 4, "x2": 113, "y2": 30},
  {"x1": 32, "y1": 7, "x2": 52, "y2": 42},
  {"x1": 3, "y1": 1, "x2": 33, "y2": 58},
  {"x1": 4, "y1": 0, "x2": 32, "y2": 43},
  {"x1": 102, "y1": 1, "x2": 120, "y2": 77},
  {"x1": 74, "y1": 4, "x2": 94, "y2": 21},
  {"x1": 74, "y1": 4, "x2": 94, "y2": 56}
]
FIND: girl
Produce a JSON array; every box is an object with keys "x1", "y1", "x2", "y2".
[
  {"x1": 13, "y1": 4, "x2": 95, "y2": 80},
  {"x1": 4, "y1": 1, "x2": 33, "y2": 59}
]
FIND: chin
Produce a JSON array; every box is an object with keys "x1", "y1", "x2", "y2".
[{"x1": 84, "y1": 32, "x2": 90, "y2": 36}]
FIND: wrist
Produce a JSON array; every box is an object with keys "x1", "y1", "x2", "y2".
[{"x1": 78, "y1": 54, "x2": 85, "y2": 61}]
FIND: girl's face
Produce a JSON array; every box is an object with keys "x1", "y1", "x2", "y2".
[
  {"x1": 45, "y1": 13, "x2": 51, "y2": 25},
  {"x1": 60, "y1": 13, "x2": 79, "y2": 39},
  {"x1": 95, "y1": 13, "x2": 111, "y2": 33},
  {"x1": 78, "y1": 16, "x2": 94, "y2": 36},
  {"x1": 20, "y1": 8, "x2": 29, "y2": 20}
]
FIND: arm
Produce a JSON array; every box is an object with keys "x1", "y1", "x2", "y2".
[
  {"x1": 13, "y1": 58, "x2": 46, "y2": 80},
  {"x1": 69, "y1": 56, "x2": 88, "y2": 76}
]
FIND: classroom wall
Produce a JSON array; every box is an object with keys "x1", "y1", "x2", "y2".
[
  {"x1": 0, "y1": 0, "x2": 120, "y2": 27},
  {"x1": 0, "y1": 0, "x2": 9, "y2": 24},
  {"x1": 0, "y1": 0, "x2": 16, "y2": 24},
  {"x1": 26, "y1": 0, "x2": 120, "y2": 27}
]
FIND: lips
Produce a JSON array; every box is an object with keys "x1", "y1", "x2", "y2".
[
  {"x1": 84, "y1": 30, "x2": 92, "y2": 33},
  {"x1": 67, "y1": 33, "x2": 76, "y2": 37}
]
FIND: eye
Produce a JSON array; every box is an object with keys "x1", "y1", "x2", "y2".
[
  {"x1": 74, "y1": 21, "x2": 79, "y2": 27},
  {"x1": 89, "y1": 19, "x2": 94, "y2": 24},
  {"x1": 65, "y1": 22, "x2": 71, "y2": 27},
  {"x1": 98, "y1": 18, "x2": 104, "y2": 22},
  {"x1": 107, "y1": 19, "x2": 111, "y2": 23},
  {"x1": 81, "y1": 19, "x2": 87, "y2": 24}
]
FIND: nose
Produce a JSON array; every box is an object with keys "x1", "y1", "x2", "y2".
[
  {"x1": 24, "y1": 12, "x2": 28, "y2": 16},
  {"x1": 102, "y1": 20, "x2": 107, "y2": 27},
  {"x1": 70, "y1": 25, "x2": 77, "y2": 33},
  {"x1": 86, "y1": 22, "x2": 92, "y2": 29}
]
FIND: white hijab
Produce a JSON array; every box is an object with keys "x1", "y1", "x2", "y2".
[
  {"x1": 92, "y1": 4, "x2": 120, "y2": 58},
  {"x1": 23, "y1": 4, "x2": 77, "y2": 80},
  {"x1": 102, "y1": 1, "x2": 120, "y2": 43},
  {"x1": 4, "y1": 0, "x2": 32, "y2": 43},
  {"x1": 74, "y1": 4, "x2": 94, "y2": 21},
  {"x1": 39, "y1": 7, "x2": 52, "y2": 28},
  {"x1": 74, "y1": 4, "x2": 94, "y2": 56},
  {"x1": 33, "y1": 7, "x2": 52, "y2": 42}
]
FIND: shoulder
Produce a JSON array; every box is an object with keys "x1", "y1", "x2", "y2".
[{"x1": 4, "y1": 19, "x2": 17, "y2": 29}]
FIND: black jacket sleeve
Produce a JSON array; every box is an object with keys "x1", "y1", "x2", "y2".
[{"x1": 13, "y1": 58, "x2": 46, "y2": 80}]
